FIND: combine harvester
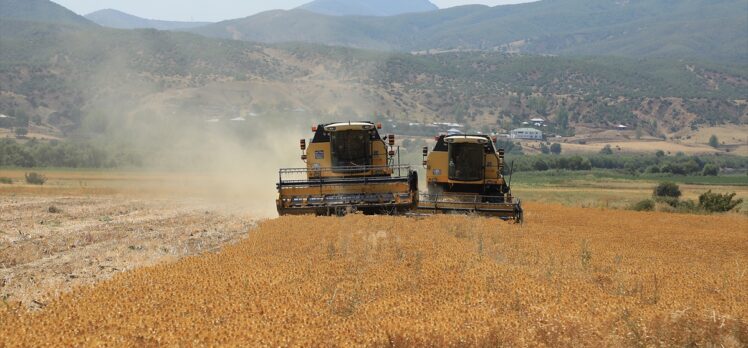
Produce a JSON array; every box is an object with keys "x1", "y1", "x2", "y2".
[
  {"x1": 276, "y1": 121, "x2": 522, "y2": 222},
  {"x1": 276, "y1": 121, "x2": 419, "y2": 216},
  {"x1": 418, "y1": 133, "x2": 523, "y2": 222}
]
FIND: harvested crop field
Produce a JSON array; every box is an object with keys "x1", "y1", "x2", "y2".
[
  {"x1": 0, "y1": 178, "x2": 258, "y2": 309},
  {"x1": 2, "y1": 203, "x2": 746, "y2": 347}
]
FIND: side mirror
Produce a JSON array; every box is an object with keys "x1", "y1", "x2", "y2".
[
  {"x1": 388, "y1": 134, "x2": 395, "y2": 146},
  {"x1": 422, "y1": 146, "x2": 428, "y2": 156},
  {"x1": 300, "y1": 139, "x2": 306, "y2": 151}
]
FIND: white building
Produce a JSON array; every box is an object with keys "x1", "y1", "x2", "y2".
[{"x1": 510, "y1": 128, "x2": 543, "y2": 140}]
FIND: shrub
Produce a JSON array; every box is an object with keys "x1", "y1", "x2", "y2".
[
  {"x1": 708, "y1": 135, "x2": 719, "y2": 148},
  {"x1": 646, "y1": 166, "x2": 661, "y2": 174},
  {"x1": 698, "y1": 191, "x2": 743, "y2": 213},
  {"x1": 624, "y1": 161, "x2": 640, "y2": 175},
  {"x1": 654, "y1": 182, "x2": 681, "y2": 198},
  {"x1": 0, "y1": 177, "x2": 12, "y2": 184},
  {"x1": 533, "y1": 159, "x2": 549, "y2": 171},
  {"x1": 675, "y1": 199, "x2": 698, "y2": 213},
  {"x1": 540, "y1": 143, "x2": 550, "y2": 154},
  {"x1": 655, "y1": 150, "x2": 665, "y2": 158},
  {"x1": 631, "y1": 199, "x2": 655, "y2": 212},
  {"x1": 654, "y1": 196, "x2": 680, "y2": 208},
  {"x1": 25, "y1": 172, "x2": 47, "y2": 185},
  {"x1": 550, "y1": 143, "x2": 562, "y2": 155},
  {"x1": 702, "y1": 163, "x2": 719, "y2": 176},
  {"x1": 600, "y1": 145, "x2": 614, "y2": 155}
]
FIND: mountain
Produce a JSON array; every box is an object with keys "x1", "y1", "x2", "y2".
[
  {"x1": 85, "y1": 9, "x2": 211, "y2": 30},
  {"x1": 0, "y1": 0, "x2": 93, "y2": 26},
  {"x1": 192, "y1": 0, "x2": 748, "y2": 64},
  {"x1": 298, "y1": 0, "x2": 438, "y2": 16},
  {"x1": 1, "y1": 20, "x2": 746, "y2": 141}
]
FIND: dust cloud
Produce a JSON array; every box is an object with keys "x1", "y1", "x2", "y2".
[
  {"x1": 61, "y1": 28, "x2": 402, "y2": 218},
  {"x1": 119, "y1": 119, "x2": 310, "y2": 218}
]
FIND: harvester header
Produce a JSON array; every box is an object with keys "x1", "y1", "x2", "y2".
[
  {"x1": 276, "y1": 122, "x2": 522, "y2": 222},
  {"x1": 276, "y1": 121, "x2": 418, "y2": 216},
  {"x1": 419, "y1": 133, "x2": 523, "y2": 222}
]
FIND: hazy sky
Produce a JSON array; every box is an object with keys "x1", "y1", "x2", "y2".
[{"x1": 51, "y1": 0, "x2": 534, "y2": 22}]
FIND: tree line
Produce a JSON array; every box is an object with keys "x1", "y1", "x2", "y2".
[
  {"x1": 507, "y1": 152, "x2": 748, "y2": 176},
  {"x1": 0, "y1": 139, "x2": 141, "y2": 168}
]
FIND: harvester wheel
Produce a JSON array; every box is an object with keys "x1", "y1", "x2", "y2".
[{"x1": 514, "y1": 203, "x2": 524, "y2": 224}]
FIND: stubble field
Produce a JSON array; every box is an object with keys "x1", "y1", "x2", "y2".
[{"x1": 1, "y1": 198, "x2": 746, "y2": 346}]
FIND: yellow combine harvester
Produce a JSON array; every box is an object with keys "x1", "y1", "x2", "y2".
[
  {"x1": 419, "y1": 133, "x2": 523, "y2": 222},
  {"x1": 277, "y1": 121, "x2": 419, "y2": 216}
]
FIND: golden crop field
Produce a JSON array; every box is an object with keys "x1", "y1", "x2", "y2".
[{"x1": 1, "y1": 203, "x2": 746, "y2": 347}]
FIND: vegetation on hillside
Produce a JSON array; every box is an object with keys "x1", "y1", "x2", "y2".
[
  {"x1": 1, "y1": 20, "x2": 745, "y2": 140},
  {"x1": 192, "y1": 0, "x2": 748, "y2": 64}
]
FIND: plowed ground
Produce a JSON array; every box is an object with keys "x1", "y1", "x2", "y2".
[{"x1": 2, "y1": 203, "x2": 746, "y2": 347}]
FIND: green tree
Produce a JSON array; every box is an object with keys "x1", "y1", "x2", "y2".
[
  {"x1": 655, "y1": 150, "x2": 665, "y2": 158},
  {"x1": 533, "y1": 159, "x2": 549, "y2": 171},
  {"x1": 698, "y1": 191, "x2": 743, "y2": 213},
  {"x1": 550, "y1": 143, "x2": 562, "y2": 155},
  {"x1": 702, "y1": 163, "x2": 719, "y2": 176},
  {"x1": 14, "y1": 127, "x2": 28, "y2": 137},
  {"x1": 631, "y1": 199, "x2": 655, "y2": 212},
  {"x1": 646, "y1": 165, "x2": 661, "y2": 174},
  {"x1": 528, "y1": 96, "x2": 548, "y2": 115},
  {"x1": 708, "y1": 135, "x2": 719, "y2": 148},
  {"x1": 540, "y1": 143, "x2": 550, "y2": 154},
  {"x1": 600, "y1": 145, "x2": 614, "y2": 155},
  {"x1": 556, "y1": 108, "x2": 569, "y2": 133},
  {"x1": 654, "y1": 182, "x2": 681, "y2": 198}
]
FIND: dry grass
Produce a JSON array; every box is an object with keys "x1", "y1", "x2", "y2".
[
  {"x1": 1, "y1": 203, "x2": 746, "y2": 347},
  {"x1": 543, "y1": 140, "x2": 721, "y2": 156}
]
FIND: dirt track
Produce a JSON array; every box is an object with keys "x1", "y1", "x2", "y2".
[{"x1": 0, "y1": 192, "x2": 255, "y2": 309}]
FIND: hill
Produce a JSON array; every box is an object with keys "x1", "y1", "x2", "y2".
[
  {"x1": 191, "y1": 0, "x2": 748, "y2": 64},
  {"x1": 0, "y1": 0, "x2": 93, "y2": 26},
  {"x1": 0, "y1": 19, "x2": 746, "y2": 143},
  {"x1": 85, "y1": 9, "x2": 211, "y2": 30},
  {"x1": 298, "y1": 0, "x2": 438, "y2": 16}
]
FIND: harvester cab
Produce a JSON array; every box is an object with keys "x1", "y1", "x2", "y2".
[
  {"x1": 419, "y1": 134, "x2": 523, "y2": 222},
  {"x1": 276, "y1": 121, "x2": 419, "y2": 216}
]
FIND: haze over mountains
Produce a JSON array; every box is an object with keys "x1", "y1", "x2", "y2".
[
  {"x1": 0, "y1": 0, "x2": 746, "y2": 143},
  {"x1": 191, "y1": 0, "x2": 747, "y2": 64},
  {"x1": 298, "y1": 0, "x2": 438, "y2": 16},
  {"x1": 85, "y1": 9, "x2": 211, "y2": 30},
  {"x1": 0, "y1": 0, "x2": 92, "y2": 26}
]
